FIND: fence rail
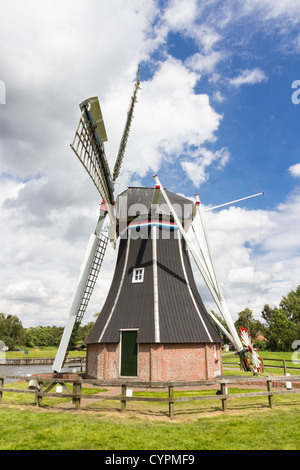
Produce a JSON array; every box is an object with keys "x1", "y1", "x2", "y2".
[
  {"x1": 0, "y1": 356, "x2": 85, "y2": 367},
  {"x1": 222, "y1": 355, "x2": 300, "y2": 374},
  {"x1": 1, "y1": 375, "x2": 300, "y2": 418}
]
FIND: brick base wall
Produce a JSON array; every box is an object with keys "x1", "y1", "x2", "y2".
[{"x1": 86, "y1": 342, "x2": 222, "y2": 381}]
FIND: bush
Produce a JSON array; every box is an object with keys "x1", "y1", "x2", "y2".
[{"x1": 255, "y1": 339, "x2": 268, "y2": 351}]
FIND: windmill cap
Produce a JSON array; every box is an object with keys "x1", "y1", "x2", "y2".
[{"x1": 116, "y1": 187, "x2": 195, "y2": 221}]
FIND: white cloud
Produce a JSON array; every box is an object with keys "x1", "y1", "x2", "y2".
[
  {"x1": 294, "y1": 34, "x2": 300, "y2": 51},
  {"x1": 289, "y1": 163, "x2": 300, "y2": 178},
  {"x1": 227, "y1": 266, "x2": 271, "y2": 287},
  {"x1": 212, "y1": 90, "x2": 225, "y2": 103},
  {"x1": 181, "y1": 147, "x2": 230, "y2": 186},
  {"x1": 108, "y1": 57, "x2": 223, "y2": 181},
  {"x1": 242, "y1": 0, "x2": 300, "y2": 22},
  {"x1": 193, "y1": 190, "x2": 300, "y2": 320},
  {"x1": 0, "y1": 173, "x2": 118, "y2": 326},
  {"x1": 4, "y1": 280, "x2": 48, "y2": 303},
  {"x1": 162, "y1": 0, "x2": 199, "y2": 31},
  {"x1": 158, "y1": 0, "x2": 221, "y2": 54},
  {"x1": 229, "y1": 68, "x2": 268, "y2": 87},
  {"x1": 185, "y1": 51, "x2": 225, "y2": 74}
]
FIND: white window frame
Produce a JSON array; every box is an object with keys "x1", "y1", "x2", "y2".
[{"x1": 132, "y1": 267, "x2": 144, "y2": 283}]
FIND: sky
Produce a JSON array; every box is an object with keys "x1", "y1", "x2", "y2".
[{"x1": 1, "y1": 0, "x2": 300, "y2": 328}]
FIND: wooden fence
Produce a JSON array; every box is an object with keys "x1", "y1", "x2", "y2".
[
  {"x1": 1, "y1": 375, "x2": 300, "y2": 418},
  {"x1": 222, "y1": 355, "x2": 300, "y2": 374},
  {"x1": 0, "y1": 356, "x2": 85, "y2": 369},
  {"x1": 260, "y1": 357, "x2": 300, "y2": 374}
]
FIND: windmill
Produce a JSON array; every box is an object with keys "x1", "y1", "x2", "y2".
[{"x1": 53, "y1": 67, "x2": 262, "y2": 377}]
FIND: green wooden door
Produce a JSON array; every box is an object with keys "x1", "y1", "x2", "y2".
[{"x1": 120, "y1": 330, "x2": 138, "y2": 376}]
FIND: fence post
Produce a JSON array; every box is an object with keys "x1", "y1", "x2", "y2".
[
  {"x1": 35, "y1": 377, "x2": 44, "y2": 406},
  {"x1": 169, "y1": 385, "x2": 174, "y2": 418},
  {"x1": 0, "y1": 377, "x2": 3, "y2": 403},
  {"x1": 220, "y1": 382, "x2": 228, "y2": 411},
  {"x1": 283, "y1": 359, "x2": 287, "y2": 375},
  {"x1": 73, "y1": 379, "x2": 82, "y2": 409},
  {"x1": 267, "y1": 379, "x2": 274, "y2": 408},
  {"x1": 121, "y1": 384, "x2": 127, "y2": 412}
]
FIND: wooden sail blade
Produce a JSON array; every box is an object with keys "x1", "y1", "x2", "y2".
[
  {"x1": 70, "y1": 97, "x2": 115, "y2": 217},
  {"x1": 153, "y1": 174, "x2": 243, "y2": 352},
  {"x1": 53, "y1": 225, "x2": 109, "y2": 373},
  {"x1": 112, "y1": 66, "x2": 141, "y2": 182}
]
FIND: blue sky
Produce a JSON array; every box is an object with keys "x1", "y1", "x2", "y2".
[
  {"x1": 1, "y1": 0, "x2": 300, "y2": 328},
  {"x1": 136, "y1": 5, "x2": 300, "y2": 209}
]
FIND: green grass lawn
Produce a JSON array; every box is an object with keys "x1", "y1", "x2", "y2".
[
  {"x1": 4, "y1": 347, "x2": 85, "y2": 359},
  {"x1": 1, "y1": 349, "x2": 299, "y2": 450},
  {"x1": 0, "y1": 400, "x2": 299, "y2": 450},
  {"x1": 0, "y1": 379, "x2": 300, "y2": 450}
]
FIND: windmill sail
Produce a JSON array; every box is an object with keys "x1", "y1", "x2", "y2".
[
  {"x1": 70, "y1": 97, "x2": 115, "y2": 220},
  {"x1": 53, "y1": 214, "x2": 109, "y2": 372},
  {"x1": 112, "y1": 66, "x2": 141, "y2": 181},
  {"x1": 54, "y1": 71, "x2": 141, "y2": 372},
  {"x1": 151, "y1": 176, "x2": 251, "y2": 366},
  {"x1": 73, "y1": 230, "x2": 109, "y2": 326},
  {"x1": 54, "y1": 96, "x2": 115, "y2": 372}
]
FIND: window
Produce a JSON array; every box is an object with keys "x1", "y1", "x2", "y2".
[{"x1": 132, "y1": 267, "x2": 144, "y2": 283}]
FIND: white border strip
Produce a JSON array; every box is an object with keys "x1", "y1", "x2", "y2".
[{"x1": 152, "y1": 226, "x2": 160, "y2": 343}]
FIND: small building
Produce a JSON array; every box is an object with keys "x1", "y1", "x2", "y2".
[{"x1": 255, "y1": 331, "x2": 268, "y2": 343}]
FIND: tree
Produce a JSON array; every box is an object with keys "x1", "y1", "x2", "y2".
[
  {"x1": 280, "y1": 285, "x2": 300, "y2": 327},
  {"x1": 262, "y1": 285, "x2": 300, "y2": 350},
  {"x1": 261, "y1": 303, "x2": 273, "y2": 326},
  {"x1": 210, "y1": 311, "x2": 231, "y2": 344},
  {"x1": 25, "y1": 326, "x2": 64, "y2": 348},
  {"x1": 265, "y1": 308, "x2": 298, "y2": 351},
  {"x1": 25, "y1": 329, "x2": 39, "y2": 348},
  {"x1": 0, "y1": 313, "x2": 25, "y2": 350},
  {"x1": 76, "y1": 321, "x2": 94, "y2": 344},
  {"x1": 234, "y1": 308, "x2": 267, "y2": 340},
  {"x1": 211, "y1": 308, "x2": 267, "y2": 348}
]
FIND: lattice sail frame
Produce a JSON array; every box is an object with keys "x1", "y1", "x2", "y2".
[
  {"x1": 71, "y1": 116, "x2": 113, "y2": 210},
  {"x1": 53, "y1": 72, "x2": 142, "y2": 372},
  {"x1": 112, "y1": 66, "x2": 141, "y2": 181},
  {"x1": 75, "y1": 231, "x2": 109, "y2": 325}
]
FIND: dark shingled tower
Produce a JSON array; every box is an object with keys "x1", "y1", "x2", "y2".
[{"x1": 85, "y1": 187, "x2": 222, "y2": 381}]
